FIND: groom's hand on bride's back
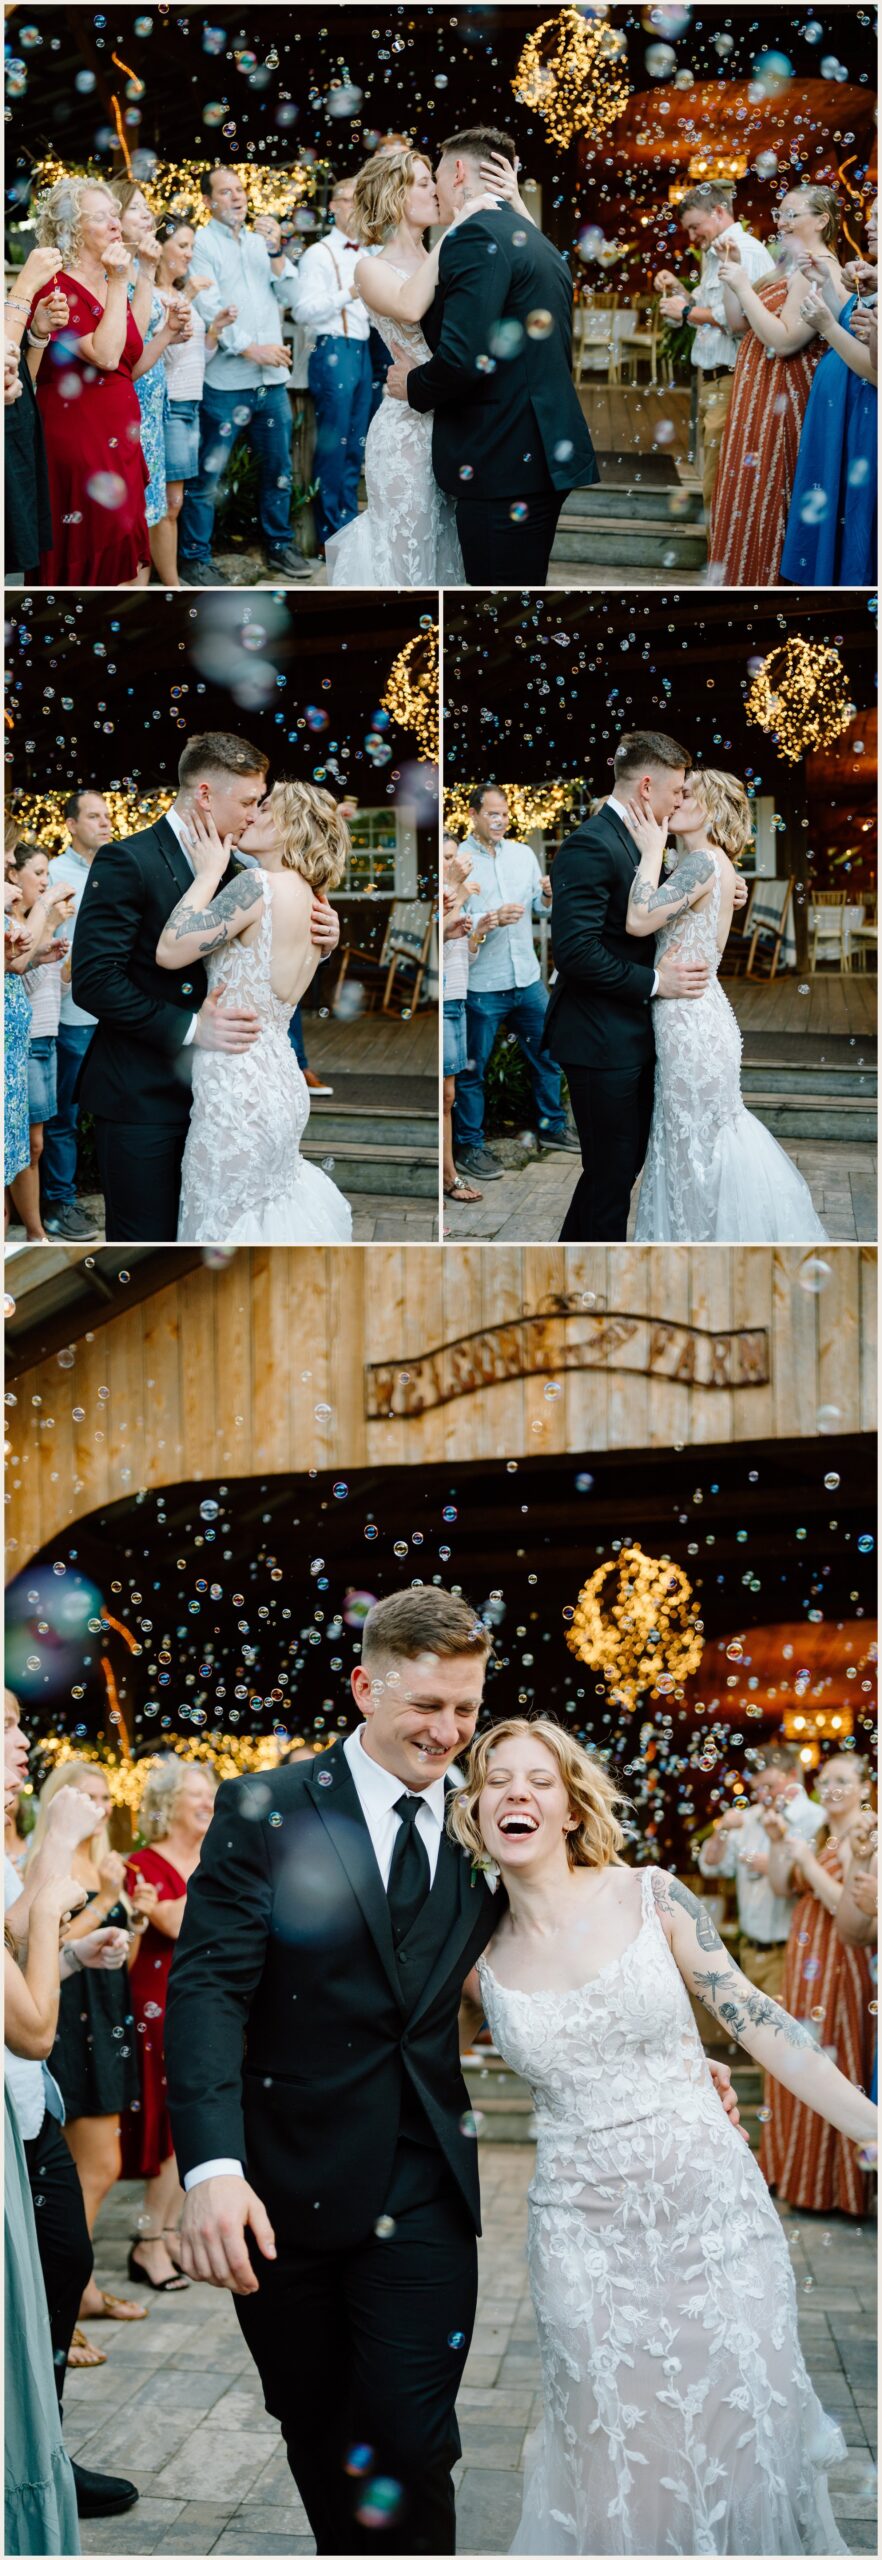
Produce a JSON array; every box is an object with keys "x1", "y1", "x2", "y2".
[
  {"x1": 176, "y1": 2174, "x2": 277, "y2": 2294},
  {"x1": 655, "y1": 948, "x2": 710, "y2": 1002},
  {"x1": 194, "y1": 990, "x2": 261, "y2": 1052}
]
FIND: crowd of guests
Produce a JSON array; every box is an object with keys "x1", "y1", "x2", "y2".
[
  {"x1": 442, "y1": 786, "x2": 579, "y2": 1205},
  {"x1": 5, "y1": 161, "x2": 876, "y2": 590},
  {"x1": 658, "y1": 178, "x2": 877, "y2": 585}
]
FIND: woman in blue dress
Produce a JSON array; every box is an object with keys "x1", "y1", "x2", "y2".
[
  {"x1": 109, "y1": 180, "x2": 193, "y2": 586},
  {"x1": 781, "y1": 199, "x2": 877, "y2": 585}
]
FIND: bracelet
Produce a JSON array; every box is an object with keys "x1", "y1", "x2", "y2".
[
  {"x1": 5, "y1": 295, "x2": 31, "y2": 315},
  {"x1": 27, "y1": 327, "x2": 49, "y2": 347}
]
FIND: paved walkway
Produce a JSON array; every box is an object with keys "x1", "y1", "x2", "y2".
[
  {"x1": 444, "y1": 1141, "x2": 875, "y2": 1244},
  {"x1": 69, "y1": 2157, "x2": 875, "y2": 2556}
]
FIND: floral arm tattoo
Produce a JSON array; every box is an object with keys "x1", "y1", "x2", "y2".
[
  {"x1": 653, "y1": 1870, "x2": 816, "y2": 2052},
  {"x1": 629, "y1": 848, "x2": 716, "y2": 919},
  {"x1": 163, "y1": 871, "x2": 264, "y2": 957}
]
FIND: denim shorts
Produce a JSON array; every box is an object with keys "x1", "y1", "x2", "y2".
[
  {"x1": 28, "y1": 1035, "x2": 57, "y2": 1123},
  {"x1": 165, "y1": 398, "x2": 201, "y2": 482},
  {"x1": 443, "y1": 999, "x2": 468, "y2": 1078}
]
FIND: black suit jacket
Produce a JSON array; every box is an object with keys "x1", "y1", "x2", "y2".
[
  {"x1": 71, "y1": 816, "x2": 239, "y2": 1126},
  {"x1": 165, "y1": 1745, "x2": 500, "y2": 2250},
  {"x1": 543, "y1": 804, "x2": 657, "y2": 1072},
  {"x1": 407, "y1": 206, "x2": 598, "y2": 501}
]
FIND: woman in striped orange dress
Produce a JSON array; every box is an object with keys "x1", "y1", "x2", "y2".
[
  {"x1": 708, "y1": 186, "x2": 844, "y2": 586},
  {"x1": 760, "y1": 1754, "x2": 874, "y2": 2215}
]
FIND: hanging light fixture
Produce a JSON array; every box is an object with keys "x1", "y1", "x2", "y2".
[
  {"x1": 382, "y1": 623, "x2": 439, "y2": 762},
  {"x1": 512, "y1": 5, "x2": 631, "y2": 151},
  {"x1": 745, "y1": 636, "x2": 855, "y2": 763},
  {"x1": 566, "y1": 1542, "x2": 704, "y2": 1710}
]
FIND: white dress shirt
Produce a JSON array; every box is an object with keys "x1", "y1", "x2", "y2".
[
  {"x1": 462, "y1": 836, "x2": 548, "y2": 993},
  {"x1": 697, "y1": 1788, "x2": 825, "y2": 1941},
  {"x1": 292, "y1": 228, "x2": 370, "y2": 342},
  {"x1": 184, "y1": 1730, "x2": 448, "y2": 2190},
  {"x1": 49, "y1": 847, "x2": 97, "y2": 1029},
  {"x1": 691, "y1": 221, "x2": 776, "y2": 372}
]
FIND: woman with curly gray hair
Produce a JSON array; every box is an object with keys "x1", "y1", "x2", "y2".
[
  {"x1": 27, "y1": 175, "x2": 150, "y2": 584},
  {"x1": 120, "y1": 1756, "x2": 217, "y2": 2290}
]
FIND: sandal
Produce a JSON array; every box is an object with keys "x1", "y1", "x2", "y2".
[
  {"x1": 84, "y1": 2289, "x2": 149, "y2": 2323},
  {"x1": 67, "y1": 2326, "x2": 107, "y2": 2370},
  {"x1": 444, "y1": 1176, "x2": 483, "y2": 1203},
  {"x1": 127, "y1": 2238, "x2": 190, "y2": 2294}
]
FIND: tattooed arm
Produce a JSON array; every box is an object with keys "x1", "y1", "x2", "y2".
[
  {"x1": 156, "y1": 869, "x2": 265, "y2": 971},
  {"x1": 627, "y1": 847, "x2": 717, "y2": 940},
  {"x1": 649, "y1": 1868, "x2": 877, "y2": 2148}
]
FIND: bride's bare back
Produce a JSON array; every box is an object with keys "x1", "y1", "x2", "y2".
[{"x1": 225, "y1": 866, "x2": 324, "y2": 1009}]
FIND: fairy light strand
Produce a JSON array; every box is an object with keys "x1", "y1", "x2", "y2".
[
  {"x1": 512, "y1": 4, "x2": 630, "y2": 151},
  {"x1": 745, "y1": 636, "x2": 855, "y2": 765},
  {"x1": 566, "y1": 1544, "x2": 704, "y2": 1711}
]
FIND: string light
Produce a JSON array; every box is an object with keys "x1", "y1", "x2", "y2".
[
  {"x1": 8, "y1": 787, "x2": 173, "y2": 856},
  {"x1": 25, "y1": 154, "x2": 328, "y2": 228},
  {"x1": 745, "y1": 636, "x2": 855, "y2": 764},
  {"x1": 27, "y1": 1729, "x2": 322, "y2": 1812},
  {"x1": 512, "y1": 4, "x2": 630, "y2": 151},
  {"x1": 382, "y1": 624, "x2": 439, "y2": 762},
  {"x1": 566, "y1": 1543, "x2": 704, "y2": 1711},
  {"x1": 444, "y1": 780, "x2": 586, "y2": 838}
]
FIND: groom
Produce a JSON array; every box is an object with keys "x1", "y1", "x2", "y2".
[
  {"x1": 71, "y1": 731, "x2": 339, "y2": 1243},
  {"x1": 385, "y1": 125, "x2": 598, "y2": 585}
]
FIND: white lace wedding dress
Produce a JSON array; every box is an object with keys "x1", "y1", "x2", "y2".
[
  {"x1": 477, "y1": 1867, "x2": 846, "y2": 2559},
  {"x1": 177, "y1": 869, "x2": 352, "y2": 1244},
  {"x1": 325, "y1": 284, "x2": 464, "y2": 587},
  {"x1": 634, "y1": 856, "x2": 828, "y2": 1242}
]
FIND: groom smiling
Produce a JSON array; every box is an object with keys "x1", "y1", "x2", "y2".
[{"x1": 385, "y1": 126, "x2": 598, "y2": 586}]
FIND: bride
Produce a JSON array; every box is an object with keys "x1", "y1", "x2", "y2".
[
  {"x1": 454, "y1": 1718, "x2": 876, "y2": 2558},
  {"x1": 626, "y1": 770, "x2": 829, "y2": 1242},
  {"x1": 325, "y1": 143, "x2": 531, "y2": 588},
  {"x1": 155, "y1": 785, "x2": 352, "y2": 1244}
]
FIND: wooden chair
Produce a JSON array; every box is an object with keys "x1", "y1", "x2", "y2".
[
  {"x1": 618, "y1": 302, "x2": 661, "y2": 388},
  {"x1": 742, "y1": 876, "x2": 794, "y2": 980},
  {"x1": 574, "y1": 307, "x2": 620, "y2": 386},
  {"x1": 334, "y1": 898, "x2": 434, "y2": 1016},
  {"x1": 851, "y1": 894, "x2": 877, "y2": 971},
  {"x1": 809, "y1": 890, "x2": 848, "y2": 974},
  {"x1": 717, "y1": 880, "x2": 756, "y2": 978}
]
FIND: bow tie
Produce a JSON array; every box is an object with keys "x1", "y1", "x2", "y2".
[{"x1": 343, "y1": 240, "x2": 360, "y2": 253}]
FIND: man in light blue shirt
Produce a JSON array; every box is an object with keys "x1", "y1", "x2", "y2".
[
  {"x1": 453, "y1": 785, "x2": 578, "y2": 1181},
  {"x1": 40, "y1": 788, "x2": 113, "y2": 1242},
  {"x1": 179, "y1": 167, "x2": 310, "y2": 585}
]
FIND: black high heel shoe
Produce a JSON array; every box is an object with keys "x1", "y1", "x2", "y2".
[{"x1": 127, "y1": 2238, "x2": 190, "y2": 2293}]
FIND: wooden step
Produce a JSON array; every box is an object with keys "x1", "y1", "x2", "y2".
[{"x1": 553, "y1": 510, "x2": 707, "y2": 570}]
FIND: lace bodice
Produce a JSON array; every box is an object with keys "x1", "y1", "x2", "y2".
[
  {"x1": 369, "y1": 263, "x2": 433, "y2": 364},
  {"x1": 652, "y1": 853, "x2": 724, "y2": 979},
  {"x1": 205, "y1": 868, "x2": 293, "y2": 1034}
]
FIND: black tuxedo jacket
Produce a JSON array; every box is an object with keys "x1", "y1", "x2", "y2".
[
  {"x1": 71, "y1": 815, "x2": 239, "y2": 1126},
  {"x1": 543, "y1": 803, "x2": 658, "y2": 1072},
  {"x1": 164, "y1": 1745, "x2": 500, "y2": 2251},
  {"x1": 407, "y1": 206, "x2": 598, "y2": 501}
]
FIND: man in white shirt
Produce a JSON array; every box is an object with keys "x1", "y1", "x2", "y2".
[
  {"x1": 656, "y1": 181, "x2": 775, "y2": 515},
  {"x1": 41, "y1": 789, "x2": 113, "y2": 1242},
  {"x1": 179, "y1": 166, "x2": 311, "y2": 586},
  {"x1": 453, "y1": 785, "x2": 580, "y2": 1183},
  {"x1": 291, "y1": 175, "x2": 374, "y2": 551},
  {"x1": 698, "y1": 1745, "x2": 825, "y2": 1999}
]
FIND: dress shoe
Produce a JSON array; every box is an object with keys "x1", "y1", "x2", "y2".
[{"x1": 71, "y1": 2460, "x2": 139, "y2": 2519}]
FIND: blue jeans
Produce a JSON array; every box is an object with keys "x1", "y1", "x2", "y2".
[
  {"x1": 308, "y1": 337, "x2": 373, "y2": 544},
  {"x1": 288, "y1": 1005, "x2": 307, "y2": 1071},
  {"x1": 40, "y1": 1021, "x2": 94, "y2": 1208},
  {"x1": 452, "y1": 981, "x2": 565, "y2": 1151},
  {"x1": 179, "y1": 381, "x2": 294, "y2": 563}
]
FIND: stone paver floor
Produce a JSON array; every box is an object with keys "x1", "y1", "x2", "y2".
[
  {"x1": 68, "y1": 2155, "x2": 876, "y2": 2557},
  {"x1": 444, "y1": 1143, "x2": 875, "y2": 1245}
]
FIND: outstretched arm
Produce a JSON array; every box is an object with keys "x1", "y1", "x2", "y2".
[
  {"x1": 156, "y1": 870, "x2": 264, "y2": 970},
  {"x1": 356, "y1": 243, "x2": 445, "y2": 327},
  {"x1": 650, "y1": 1869, "x2": 877, "y2": 2149}
]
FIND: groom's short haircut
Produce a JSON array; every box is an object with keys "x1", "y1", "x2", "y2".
[
  {"x1": 178, "y1": 732, "x2": 270, "y2": 788},
  {"x1": 614, "y1": 730, "x2": 692, "y2": 784},
  {"x1": 440, "y1": 125, "x2": 517, "y2": 169},
  {"x1": 361, "y1": 1588, "x2": 492, "y2": 1673}
]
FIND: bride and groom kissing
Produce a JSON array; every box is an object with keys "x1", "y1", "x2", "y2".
[
  {"x1": 545, "y1": 729, "x2": 828, "y2": 1245},
  {"x1": 70, "y1": 731, "x2": 353, "y2": 1245},
  {"x1": 325, "y1": 124, "x2": 597, "y2": 590},
  {"x1": 163, "y1": 1585, "x2": 874, "y2": 2558}
]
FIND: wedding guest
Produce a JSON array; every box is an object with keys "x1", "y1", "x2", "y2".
[
  {"x1": 40, "y1": 790, "x2": 112, "y2": 1243},
  {"x1": 781, "y1": 197, "x2": 877, "y2": 585},
  {"x1": 5, "y1": 1800, "x2": 82, "y2": 2560},
  {"x1": 154, "y1": 213, "x2": 238, "y2": 582},
  {"x1": 26, "y1": 1763, "x2": 144, "y2": 2356},
  {"x1": 292, "y1": 175, "x2": 373, "y2": 552},
  {"x1": 109, "y1": 181, "x2": 194, "y2": 589},
  {"x1": 453, "y1": 786, "x2": 577, "y2": 1185},
  {"x1": 122, "y1": 1757, "x2": 217, "y2": 2291},
  {"x1": 442, "y1": 831, "x2": 481, "y2": 1205},
  {"x1": 760, "y1": 1753, "x2": 875, "y2": 2215},
  {"x1": 5, "y1": 845, "x2": 73, "y2": 1241},
  {"x1": 709, "y1": 186, "x2": 844, "y2": 584},
  {"x1": 179, "y1": 167, "x2": 310, "y2": 586},
  {"x1": 656, "y1": 181, "x2": 774, "y2": 519},
  {"x1": 4, "y1": 244, "x2": 67, "y2": 582},
  {"x1": 698, "y1": 1744, "x2": 825, "y2": 1998},
  {"x1": 30, "y1": 177, "x2": 150, "y2": 586}
]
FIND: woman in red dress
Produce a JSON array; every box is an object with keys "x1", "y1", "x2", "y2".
[
  {"x1": 122, "y1": 1756, "x2": 217, "y2": 2290},
  {"x1": 760, "y1": 1753, "x2": 875, "y2": 2215},
  {"x1": 708, "y1": 186, "x2": 844, "y2": 586},
  {"x1": 29, "y1": 176, "x2": 150, "y2": 587}
]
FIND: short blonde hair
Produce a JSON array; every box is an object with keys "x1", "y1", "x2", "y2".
[
  {"x1": 268, "y1": 781, "x2": 350, "y2": 892},
  {"x1": 692, "y1": 769, "x2": 753, "y2": 860},
  {"x1": 25, "y1": 1757, "x2": 112, "y2": 1874},
  {"x1": 137, "y1": 1754, "x2": 217, "y2": 1843},
  {"x1": 353, "y1": 148, "x2": 431, "y2": 247},
  {"x1": 448, "y1": 1716, "x2": 629, "y2": 1872},
  {"x1": 36, "y1": 177, "x2": 116, "y2": 261}
]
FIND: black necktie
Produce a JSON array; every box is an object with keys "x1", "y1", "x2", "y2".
[{"x1": 387, "y1": 1795, "x2": 431, "y2": 1945}]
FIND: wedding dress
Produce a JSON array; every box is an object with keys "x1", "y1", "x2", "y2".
[
  {"x1": 477, "y1": 1867, "x2": 846, "y2": 2559},
  {"x1": 177, "y1": 869, "x2": 352, "y2": 1244},
  {"x1": 634, "y1": 856, "x2": 828, "y2": 1242},
  {"x1": 325, "y1": 284, "x2": 465, "y2": 587}
]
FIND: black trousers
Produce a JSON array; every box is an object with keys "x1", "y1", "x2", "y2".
[
  {"x1": 560, "y1": 1057, "x2": 655, "y2": 1241},
  {"x1": 23, "y1": 2113, "x2": 93, "y2": 2410},
  {"x1": 94, "y1": 1118, "x2": 187, "y2": 1244},
  {"x1": 455, "y1": 489, "x2": 563, "y2": 586},
  {"x1": 236, "y1": 2181, "x2": 478, "y2": 2555}
]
